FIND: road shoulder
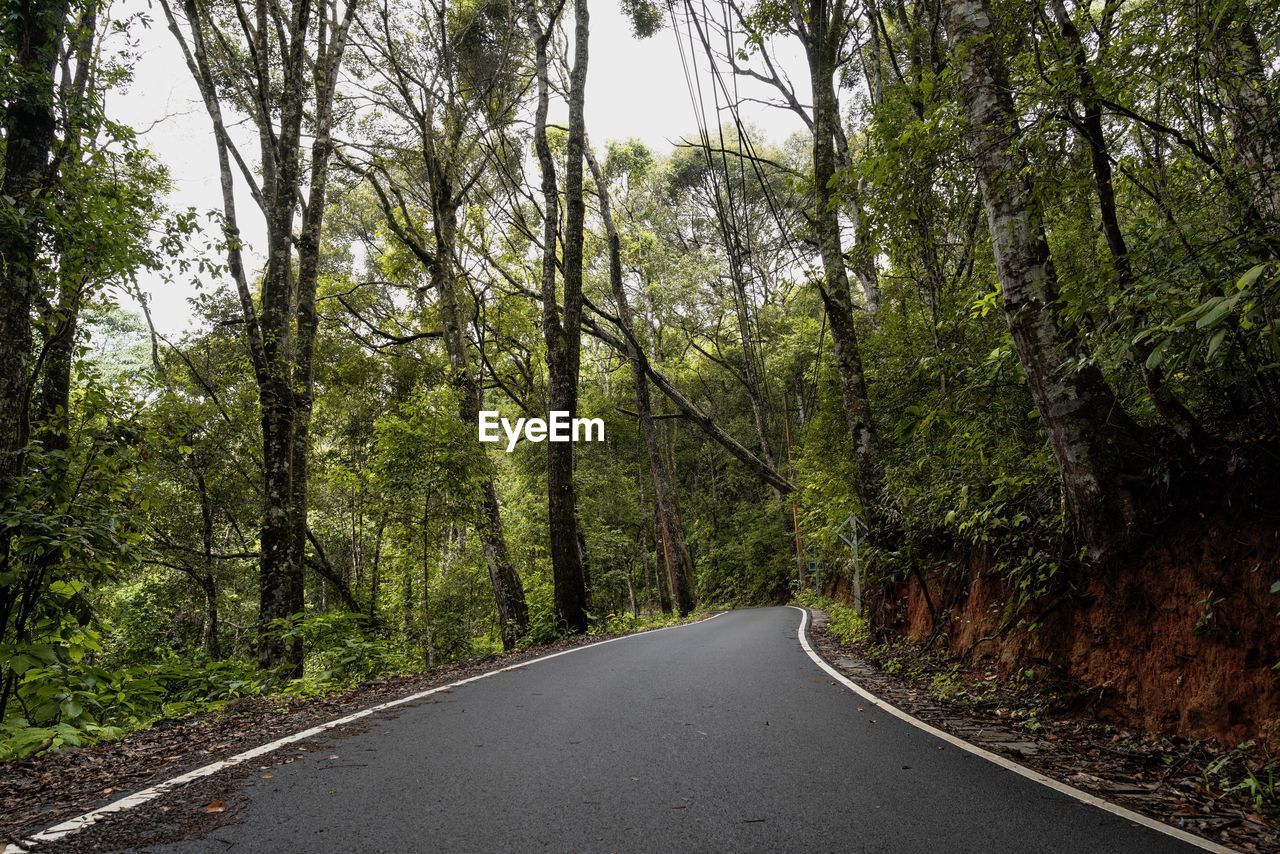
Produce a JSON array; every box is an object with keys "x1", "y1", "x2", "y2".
[
  {"x1": 800, "y1": 607, "x2": 1271, "y2": 853},
  {"x1": 1, "y1": 614, "x2": 717, "y2": 852}
]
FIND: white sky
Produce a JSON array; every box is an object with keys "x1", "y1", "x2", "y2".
[{"x1": 107, "y1": 0, "x2": 809, "y2": 336}]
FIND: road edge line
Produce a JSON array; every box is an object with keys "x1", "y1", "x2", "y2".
[
  {"x1": 790, "y1": 606, "x2": 1235, "y2": 854},
  {"x1": 5, "y1": 611, "x2": 724, "y2": 853}
]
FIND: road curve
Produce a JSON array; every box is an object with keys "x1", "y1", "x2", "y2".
[{"x1": 136, "y1": 607, "x2": 1194, "y2": 853}]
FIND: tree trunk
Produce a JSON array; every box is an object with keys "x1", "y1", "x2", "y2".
[
  {"x1": 163, "y1": 0, "x2": 355, "y2": 675},
  {"x1": 0, "y1": 1, "x2": 73, "y2": 685},
  {"x1": 195, "y1": 469, "x2": 221, "y2": 658},
  {"x1": 586, "y1": 148, "x2": 696, "y2": 616},
  {"x1": 803, "y1": 0, "x2": 882, "y2": 506},
  {"x1": 653, "y1": 514, "x2": 673, "y2": 615},
  {"x1": 370, "y1": 519, "x2": 383, "y2": 623},
  {"x1": 729, "y1": 266, "x2": 775, "y2": 470},
  {"x1": 257, "y1": 396, "x2": 301, "y2": 671},
  {"x1": 529, "y1": 0, "x2": 589, "y2": 632},
  {"x1": 0, "y1": 0, "x2": 69, "y2": 501},
  {"x1": 1208, "y1": 1, "x2": 1280, "y2": 222},
  {"x1": 422, "y1": 496, "x2": 434, "y2": 667},
  {"x1": 945, "y1": 0, "x2": 1144, "y2": 556},
  {"x1": 33, "y1": 279, "x2": 81, "y2": 456},
  {"x1": 862, "y1": 0, "x2": 885, "y2": 107},
  {"x1": 427, "y1": 157, "x2": 529, "y2": 649},
  {"x1": 256, "y1": 65, "x2": 307, "y2": 678},
  {"x1": 1048, "y1": 0, "x2": 1204, "y2": 444},
  {"x1": 201, "y1": 577, "x2": 221, "y2": 659},
  {"x1": 371, "y1": 514, "x2": 384, "y2": 622}
]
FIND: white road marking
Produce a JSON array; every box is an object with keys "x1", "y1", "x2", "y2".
[
  {"x1": 4, "y1": 613, "x2": 723, "y2": 853},
  {"x1": 790, "y1": 605, "x2": 1235, "y2": 854}
]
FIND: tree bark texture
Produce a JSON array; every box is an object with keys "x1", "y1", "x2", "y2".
[
  {"x1": 802, "y1": 0, "x2": 882, "y2": 505},
  {"x1": 586, "y1": 148, "x2": 696, "y2": 616},
  {"x1": 529, "y1": 0, "x2": 589, "y2": 632},
  {"x1": 0, "y1": 0, "x2": 69, "y2": 498},
  {"x1": 946, "y1": 0, "x2": 1144, "y2": 556}
]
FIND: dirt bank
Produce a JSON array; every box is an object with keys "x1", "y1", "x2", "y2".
[{"x1": 857, "y1": 483, "x2": 1280, "y2": 751}]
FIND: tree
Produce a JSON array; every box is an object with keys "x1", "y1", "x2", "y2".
[
  {"x1": 0, "y1": 0, "x2": 70, "y2": 502},
  {"x1": 1044, "y1": 0, "x2": 1203, "y2": 444},
  {"x1": 527, "y1": 0, "x2": 589, "y2": 632},
  {"x1": 699, "y1": 0, "x2": 883, "y2": 511},
  {"x1": 161, "y1": 0, "x2": 357, "y2": 672},
  {"x1": 801, "y1": 0, "x2": 882, "y2": 510},
  {"x1": 344, "y1": 0, "x2": 529, "y2": 649},
  {"x1": 1, "y1": 0, "x2": 172, "y2": 718},
  {"x1": 943, "y1": 0, "x2": 1145, "y2": 556},
  {"x1": 587, "y1": 146, "x2": 696, "y2": 616}
]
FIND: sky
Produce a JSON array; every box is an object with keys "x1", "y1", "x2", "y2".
[{"x1": 107, "y1": 0, "x2": 810, "y2": 336}]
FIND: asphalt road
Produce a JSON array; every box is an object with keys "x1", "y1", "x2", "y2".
[{"x1": 145, "y1": 607, "x2": 1197, "y2": 853}]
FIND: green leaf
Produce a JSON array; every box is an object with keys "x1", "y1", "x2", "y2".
[
  {"x1": 1237, "y1": 263, "x2": 1267, "y2": 291},
  {"x1": 49, "y1": 579, "x2": 84, "y2": 597},
  {"x1": 29, "y1": 644, "x2": 59, "y2": 665},
  {"x1": 1197, "y1": 294, "x2": 1239, "y2": 329},
  {"x1": 1146, "y1": 337, "x2": 1171, "y2": 370},
  {"x1": 1173, "y1": 303, "x2": 1209, "y2": 327},
  {"x1": 1207, "y1": 328, "x2": 1229, "y2": 359}
]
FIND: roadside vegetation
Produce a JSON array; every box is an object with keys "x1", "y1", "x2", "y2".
[
  {"x1": 801, "y1": 590, "x2": 1280, "y2": 821},
  {"x1": 2, "y1": 0, "x2": 1277, "y2": 765}
]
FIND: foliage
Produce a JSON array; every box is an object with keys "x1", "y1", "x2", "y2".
[
  {"x1": 590, "y1": 609, "x2": 683, "y2": 637},
  {"x1": 267, "y1": 613, "x2": 416, "y2": 691},
  {"x1": 792, "y1": 592, "x2": 869, "y2": 647},
  {"x1": 1200, "y1": 744, "x2": 1279, "y2": 812},
  {"x1": 0, "y1": 658, "x2": 268, "y2": 759},
  {"x1": 3, "y1": 0, "x2": 1278, "y2": 762}
]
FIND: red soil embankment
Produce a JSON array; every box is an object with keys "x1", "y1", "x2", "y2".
[{"x1": 855, "y1": 493, "x2": 1280, "y2": 750}]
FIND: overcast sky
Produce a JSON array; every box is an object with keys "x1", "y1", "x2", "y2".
[{"x1": 107, "y1": 0, "x2": 809, "y2": 336}]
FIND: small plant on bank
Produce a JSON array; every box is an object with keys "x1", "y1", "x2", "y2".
[
  {"x1": 1201, "y1": 743, "x2": 1279, "y2": 812},
  {"x1": 791, "y1": 591, "x2": 870, "y2": 647}
]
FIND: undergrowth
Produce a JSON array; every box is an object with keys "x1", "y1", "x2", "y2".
[
  {"x1": 1, "y1": 606, "x2": 704, "y2": 760},
  {"x1": 794, "y1": 590, "x2": 1279, "y2": 812},
  {"x1": 793, "y1": 589, "x2": 1040, "y2": 721}
]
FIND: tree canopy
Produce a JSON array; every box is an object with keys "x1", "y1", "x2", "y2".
[{"x1": 1, "y1": 0, "x2": 1277, "y2": 759}]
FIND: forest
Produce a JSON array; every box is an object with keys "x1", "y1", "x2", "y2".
[{"x1": 1, "y1": 0, "x2": 1278, "y2": 769}]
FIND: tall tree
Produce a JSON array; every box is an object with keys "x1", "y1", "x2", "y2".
[
  {"x1": 161, "y1": 0, "x2": 357, "y2": 672},
  {"x1": 527, "y1": 0, "x2": 589, "y2": 632},
  {"x1": 0, "y1": 0, "x2": 70, "y2": 506},
  {"x1": 944, "y1": 0, "x2": 1144, "y2": 555},
  {"x1": 1046, "y1": 0, "x2": 1204, "y2": 444},
  {"x1": 1, "y1": 0, "x2": 168, "y2": 718},
  {"x1": 346, "y1": 0, "x2": 530, "y2": 649},
  {"x1": 801, "y1": 0, "x2": 882, "y2": 510},
  {"x1": 1206, "y1": 0, "x2": 1280, "y2": 223},
  {"x1": 587, "y1": 146, "x2": 696, "y2": 616}
]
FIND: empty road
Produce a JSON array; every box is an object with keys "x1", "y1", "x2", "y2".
[{"x1": 88, "y1": 608, "x2": 1206, "y2": 851}]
